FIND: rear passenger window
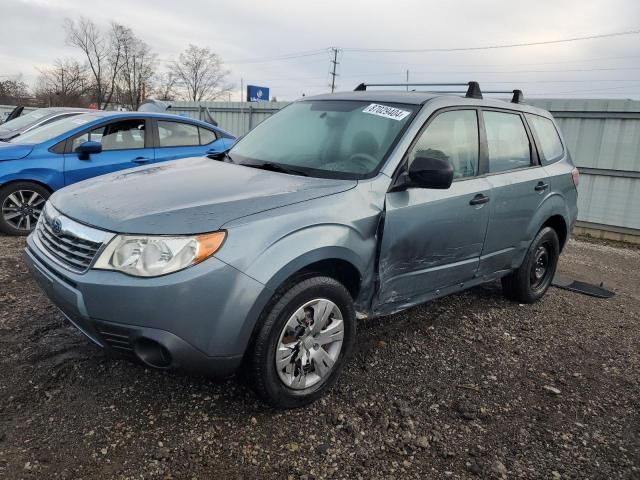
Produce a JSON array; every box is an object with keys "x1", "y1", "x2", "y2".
[
  {"x1": 198, "y1": 127, "x2": 218, "y2": 145},
  {"x1": 409, "y1": 110, "x2": 479, "y2": 179},
  {"x1": 526, "y1": 114, "x2": 564, "y2": 164},
  {"x1": 157, "y1": 121, "x2": 200, "y2": 147},
  {"x1": 484, "y1": 111, "x2": 531, "y2": 173}
]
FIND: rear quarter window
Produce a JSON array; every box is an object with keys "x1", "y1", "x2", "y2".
[
  {"x1": 526, "y1": 114, "x2": 564, "y2": 164},
  {"x1": 198, "y1": 127, "x2": 218, "y2": 145}
]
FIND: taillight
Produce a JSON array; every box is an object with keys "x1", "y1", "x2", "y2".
[{"x1": 570, "y1": 167, "x2": 580, "y2": 187}]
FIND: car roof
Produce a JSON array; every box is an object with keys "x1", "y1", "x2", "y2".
[
  {"x1": 73, "y1": 111, "x2": 223, "y2": 126},
  {"x1": 33, "y1": 107, "x2": 94, "y2": 116},
  {"x1": 303, "y1": 90, "x2": 552, "y2": 117},
  {"x1": 68, "y1": 111, "x2": 235, "y2": 137},
  {"x1": 45, "y1": 107, "x2": 94, "y2": 112},
  {"x1": 306, "y1": 90, "x2": 439, "y2": 105},
  {"x1": 82, "y1": 111, "x2": 204, "y2": 120}
]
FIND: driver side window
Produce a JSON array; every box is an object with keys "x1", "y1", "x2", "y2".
[
  {"x1": 408, "y1": 110, "x2": 479, "y2": 179},
  {"x1": 71, "y1": 119, "x2": 146, "y2": 152}
]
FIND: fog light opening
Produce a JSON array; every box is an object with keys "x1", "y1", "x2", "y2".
[{"x1": 134, "y1": 338, "x2": 172, "y2": 369}]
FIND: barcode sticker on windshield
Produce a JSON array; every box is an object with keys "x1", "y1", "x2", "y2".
[{"x1": 362, "y1": 104, "x2": 411, "y2": 121}]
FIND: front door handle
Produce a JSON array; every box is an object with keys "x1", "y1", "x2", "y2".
[
  {"x1": 535, "y1": 182, "x2": 549, "y2": 192},
  {"x1": 132, "y1": 157, "x2": 151, "y2": 164},
  {"x1": 469, "y1": 194, "x2": 490, "y2": 206}
]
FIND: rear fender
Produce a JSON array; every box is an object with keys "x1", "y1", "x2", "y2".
[{"x1": 514, "y1": 192, "x2": 571, "y2": 268}]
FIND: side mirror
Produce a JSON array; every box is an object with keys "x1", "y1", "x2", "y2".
[
  {"x1": 206, "y1": 146, "x2": 230, "y2": 160},
  {"x1": 75, "y1": 141, "x2": 102, "y2": 160},
  {"x1": 406, "y1": 156, "x2": 454, "y2": 190}
]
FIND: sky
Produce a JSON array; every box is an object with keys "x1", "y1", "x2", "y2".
[{"x1": 1, "y1": 0, "x2": 640, "y2": 101}]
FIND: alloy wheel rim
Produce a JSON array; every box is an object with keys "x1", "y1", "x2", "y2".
[
  {"x1": 275, "y1": 298, "x2": 345, "y2": 390},
  {"x1": 1, "y1": 190, "x2": 45, "y2": 231},
  {"x1": 530, "y1": 243, "x2": 551, "y2": 289}
]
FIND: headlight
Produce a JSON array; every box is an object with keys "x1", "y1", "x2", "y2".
[{"x1": 94, "y1": 231, "x2": 226, "y2": 277}]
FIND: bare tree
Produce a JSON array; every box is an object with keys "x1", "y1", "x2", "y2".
[
  {"x1": 118, "y1": 27, "x2": 156, "y2": 109},
  {"x1": 64, "y1": 17, "x2": 127, "y2": 109},
  {"x1": 154, "y1": 71, "x2": 179, "y2": 101},
  {"x1": 35, "y1": 58, "x2": 88, "y2": 106},
  {"x1": 172, "y1": 45, "x2": 231, "y2": 101},
  {"x1": 0, "y1": 76, "x2": 30, "y2": 104}
]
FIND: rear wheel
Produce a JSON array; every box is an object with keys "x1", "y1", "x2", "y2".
[
  {"x1": 0, "y1": 182, "x2": 50, "y2": 235},
  {"x1": 501, "y1": 226, "x2": 559, "y2": 303},
  {"x1": 248, "y1": 276, "x2": 356, "y2": 409}
]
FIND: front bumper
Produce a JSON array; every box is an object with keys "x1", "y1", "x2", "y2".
[{"x1": 24, "y1": 234, "x2": 271, "y2": 376}]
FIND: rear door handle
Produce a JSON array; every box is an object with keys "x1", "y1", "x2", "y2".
[
  {"x1": 469, "y1": 194, "x2": 490, "y2": 206},
  {"x1": 132, "y1": 157, "x2": 151, "y2": 164},
  {"x1": 535, "y1": 182, "x2": 549, "y2": 192}
]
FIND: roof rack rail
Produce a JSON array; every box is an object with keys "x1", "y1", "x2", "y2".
[{"x1": 353, "y1": 81, "x2": 525, "y2": 103}]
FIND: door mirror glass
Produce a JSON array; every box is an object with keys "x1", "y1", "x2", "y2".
[
  {"x1": 408, "y1": 156, "x2": 454, "y2": 189},
  {"x1": 75, "y1": 140, "x2": 102, "y2": 160}
]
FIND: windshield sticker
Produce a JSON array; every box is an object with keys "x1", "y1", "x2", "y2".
[{"x1": 362, "y1": 104, "x2": 411, "y2": 121}]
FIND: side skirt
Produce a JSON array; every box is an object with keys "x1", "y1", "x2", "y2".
[{"x1": 370, "y1": 268, "x2": 513, "y2": 318}]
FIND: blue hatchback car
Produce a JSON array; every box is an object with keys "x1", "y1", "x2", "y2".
[{"x1": 0, "y1": 112, "x2": 235, "y2": 235}]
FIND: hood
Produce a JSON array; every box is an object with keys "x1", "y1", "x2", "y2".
[
  {"x1": 0, "y1": 143, "x2": 33, "y2": 161},
  {"x1": 51, "y1": 157, "x2": 357, "y2": 234}
]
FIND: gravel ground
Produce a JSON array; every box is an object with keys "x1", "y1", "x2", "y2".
[{"x1": 0, "y1": 236, "x2": 639, "y2": 479}]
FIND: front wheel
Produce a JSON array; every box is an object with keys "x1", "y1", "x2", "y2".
[
  {"x1": 0, "y1": 182, "x2": 50, "y2": 235},
  {"x1": 501, "y1": 226, "x2": 560, "y2": 303},
  {"x1": 248, "y1": 276, "x2": 356, "y2": 409}
]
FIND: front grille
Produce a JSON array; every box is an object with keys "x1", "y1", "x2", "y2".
[
  {"x1": 34, "y1": 203, "x2": 114, "y2": 273},
  {"x1": 37, "y1": 221, "x2": 102, "y2": 272}
]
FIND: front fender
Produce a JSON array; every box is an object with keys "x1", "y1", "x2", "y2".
[
  {"x1": 219, "y1": 223, "x2": 375, "y2": 289},
  {"x1": 214, "y1": 223, "x2": 378, "y2": 356},
  {"x1": 0, "y1": 159, "x2": 64, "y2": 191}
]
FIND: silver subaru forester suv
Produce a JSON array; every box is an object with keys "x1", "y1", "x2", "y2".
[{"x1": 25, "y1": 82, "x2": 578, "y2": 408}]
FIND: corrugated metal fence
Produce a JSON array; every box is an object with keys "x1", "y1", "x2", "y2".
[
  {"x1": 3, "y1": 98, "x2": 639, "y2": 240},
  {"x1": 528, "y1": 99, "x2": 640, "y2": 240},
  {"x1": 169, "y1": 101, "x2": 289, "y2": 137}
]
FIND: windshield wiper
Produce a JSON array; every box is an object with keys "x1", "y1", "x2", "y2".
[{"x1": 241, "y1": 162, "x2": 308, "y2": 177}]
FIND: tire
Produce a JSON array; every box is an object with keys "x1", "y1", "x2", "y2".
[
  {"x1": 0, "y1": 182, "x2": 50, "y2": 236},
  {"x1": 248, "y1": 276, "x2": 356, "y2": 409},
  {"x1": 501, "y1": 226, "x2": 560, "y2": 303}
]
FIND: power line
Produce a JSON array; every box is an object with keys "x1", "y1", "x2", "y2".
[
  {"x1": 226, "y1": 48, "x2": 329, "y2": 64},
  {"x1": 339, "y1": 68, "x2": 640, "y2": 80},
  {"x1": 341, "y1": 28, "x2": 640, "y2": 53},
  {"x1": 528, "y1": 83, "x2": 640, "y2": 95},
  {"x1": 342, "y1": 54, "x2": 640, "y2": 68}
]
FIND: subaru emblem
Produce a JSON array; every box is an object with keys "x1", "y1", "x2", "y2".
[{"x1": 52, "y1": 217, "x2": 62, "y2": 235}]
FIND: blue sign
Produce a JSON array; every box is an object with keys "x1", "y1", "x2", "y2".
[{"x1": 247, "y1": 85, "x2": 269, "y2": 102}]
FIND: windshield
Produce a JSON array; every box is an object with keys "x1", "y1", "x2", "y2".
[
  {"x1": 11, "y1": 114, "x2": 99, "y2": 145},
  {"x1": 230, "y1": 100, "x2": 417, "y2": 179},
  {"x1": 0, "y1": 108, "x2": 49, "y2": 133}
]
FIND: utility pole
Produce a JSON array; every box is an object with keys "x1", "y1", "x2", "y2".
[
  {"x1": 330, "y1": 47, "x2": 339, "y2": 93},
  {"x1": 406, "y1": 69, "x2": 409, "y2": 91},
  {"x1": 240, "y1": 77, "x2": 243, "y2": 102}
]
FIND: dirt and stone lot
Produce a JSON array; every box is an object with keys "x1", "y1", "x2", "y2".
[{"x1": 0, "y1": 236, "x2": 638, "y2": 479}]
